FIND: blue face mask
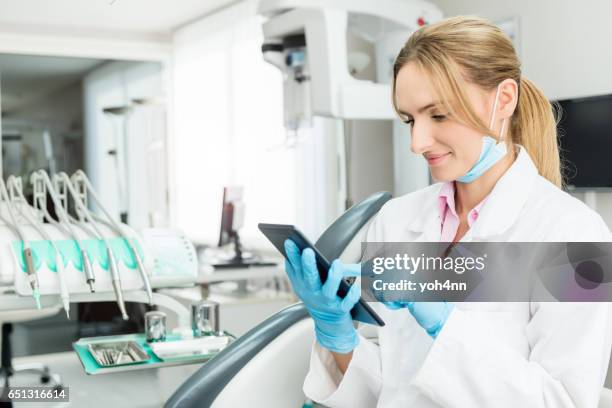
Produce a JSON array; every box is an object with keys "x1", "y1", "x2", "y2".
[{"x1": 456, "y1": 85, "x2": 508, "y2": 183}]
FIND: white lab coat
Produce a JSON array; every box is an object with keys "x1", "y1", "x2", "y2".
[{"x1": 303, "y1": 145, "x2": 612, "y2": 408}]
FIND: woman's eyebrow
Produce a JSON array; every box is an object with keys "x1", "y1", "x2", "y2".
[{"x1": 398, "y1": 101, "x2": 441, "y2": 117}]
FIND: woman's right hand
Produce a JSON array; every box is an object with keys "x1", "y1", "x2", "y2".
[{"x1": 284, "y1": 239, "x2": 361, "y2": 354}]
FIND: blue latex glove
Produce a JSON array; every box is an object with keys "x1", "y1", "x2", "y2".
[
  {"x1": 284, "y1": 239, "x2": 361, "y2": 354},
  {"x1": 386, "y1": 301, "x2": 454, "y2": 339}
]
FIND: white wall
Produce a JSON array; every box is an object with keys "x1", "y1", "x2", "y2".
[
  {"x1": 83, "y1": 61, "x2": 167, "y2": 229},
  {"x1": 429, "y1": 0, "x2": 612, "y2": 229},
  {"x1": 430, "y1": 0, "x2": 612, "y2": 100}
]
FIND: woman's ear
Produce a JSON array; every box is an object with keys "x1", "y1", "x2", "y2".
[{"x1": 498, "y1": 78, "x2": 519, "y2": 120}]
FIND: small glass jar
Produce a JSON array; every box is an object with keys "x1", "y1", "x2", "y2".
[
  {"x1": 145, "y1": 311, "x2": 167, "y2": 342},
  {"x1": 191, "y1": 300, "x2": 220, "y2": 337}
]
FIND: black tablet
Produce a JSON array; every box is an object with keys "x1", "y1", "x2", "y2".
[{"x1": 258, "y1": 223, "x2": 385, "y2": 326}]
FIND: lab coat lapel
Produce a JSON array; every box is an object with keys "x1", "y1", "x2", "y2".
[
  {"x1": 470, "y1": 145, "x2": 539, "y2": 239},
  {"x1": 406, "y1": 185, "x2": 443, "y2": 242},
  {"x1": 421, "y1": 204, "x2": 443, "y2": 242}
]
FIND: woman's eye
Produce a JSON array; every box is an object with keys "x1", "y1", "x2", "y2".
[
  {"x1": 403, "y1": 119, "x2": 414, "y2": 126},
  {"x1": 432, "y1": 114, "x2": 447, "y2": 122}
]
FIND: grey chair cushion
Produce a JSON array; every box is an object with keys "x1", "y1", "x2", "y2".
[{"x1": 164, "y1": 191, "x2": 392, "y2": 408}]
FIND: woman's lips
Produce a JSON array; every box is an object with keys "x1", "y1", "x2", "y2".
[{"x1": 426, "y1": 152, "x2": 451, "y2": 166}]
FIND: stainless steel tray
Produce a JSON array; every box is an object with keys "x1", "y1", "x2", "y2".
[
  {"x1": 73, "y1": 332, "x2": 234, "y2": 375},
  {"x1": 87, "y1": 341, "x2": 150, "y2": 367}
]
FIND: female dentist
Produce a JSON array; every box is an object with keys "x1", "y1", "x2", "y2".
[{"x1": 283, "y1": 16, "x2": 612, "y2": 408}]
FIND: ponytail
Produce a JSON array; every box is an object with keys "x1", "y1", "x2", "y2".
[{"x1": 512, "y1": 77, "x2": 562, "y2": 187}]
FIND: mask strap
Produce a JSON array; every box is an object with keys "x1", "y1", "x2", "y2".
[
  {"x1": 499, "y1": 118, "x2": 507, "y2": 142},
  {"x1": 488, "y1": 84, "x2": 507, "y2": 143}
]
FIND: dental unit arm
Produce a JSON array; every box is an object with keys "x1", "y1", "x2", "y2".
[{"x1": 0, "y1": 169, "x2": 198, "y2": 326}]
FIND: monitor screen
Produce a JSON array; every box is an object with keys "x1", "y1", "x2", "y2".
[
  {"x1": 556, "y1": 93, "x2": 612, "y2": 188},
  {"x1": 218, "y1": 186, "x2": 244, "y2": 247}
]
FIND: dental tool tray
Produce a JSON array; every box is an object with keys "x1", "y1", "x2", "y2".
[{"x1": 72, "y1": 332, "x2": 234, "y2": 375}]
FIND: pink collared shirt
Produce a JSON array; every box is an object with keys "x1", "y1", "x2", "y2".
[{"x1": 438, "y1": 181, "x2": 488, "y2": 242}]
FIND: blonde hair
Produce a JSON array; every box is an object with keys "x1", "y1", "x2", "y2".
[{"x1": 392, "y1": 16, "x2": 562, "y2": 187}]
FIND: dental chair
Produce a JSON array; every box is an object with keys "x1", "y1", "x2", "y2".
[
  {"x1": 164, "y1": 191, "x2": 391, "y2": 408},
  {"x1": 164, "y1": 190, "x2": 612, "y2": 408}
]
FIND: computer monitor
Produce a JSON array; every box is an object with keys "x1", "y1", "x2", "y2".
[
  {"x1": 214, "y1": 186, "x2": 275, "y2": 269},
  {"x1": 556, "y1": 93, "x2": 612, "y2": 188},
  {"x1": 218, "y1": 186, "x2": 245, "y2": 248}
]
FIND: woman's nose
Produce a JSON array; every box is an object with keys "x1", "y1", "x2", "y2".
[{"x1": 410, "y1": 125, "x2": 435, "y2": 155}]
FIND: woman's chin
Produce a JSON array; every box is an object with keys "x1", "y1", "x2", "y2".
[{"x1": 430, "y1": 169, "x2": 459, "y2": 183}]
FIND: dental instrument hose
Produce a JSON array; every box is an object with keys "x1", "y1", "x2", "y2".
[
  {"x1": 71, "y1": 170, "x2": 154, "y2": 305},
  {"x1": 51, "y1": 176, "x2": 97, "y2": 292},
  {"x1": 30, "y1": 171, "x2": 77, "y2": 317},
  {"x1": 33, "y1": 195, "x2": 96, "y2": 294},
  {"x1": 0, "y1": 179, "x2": 41, "y2": 309},
  {"x1": 53, "y1": 172, "x2": 129, "y2": 319}
]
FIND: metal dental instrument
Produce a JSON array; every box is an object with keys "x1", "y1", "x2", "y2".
[
  {"x1": 7, "y1": 176, "x2": 71, "y2": 317},
  {"x1": 28, "y1": 173, "x2": 73, "y2": 317},
  {"x1": 0, "y1": 178, "x2": 41, "y2": 309},
  {"x1": 71, "y1": 170, "x2": 154, "y2": 305},
  {"x1": 52, "y1": 175, "x2": 96, "y2": 292},
  {"x1": 52, "y1": 172, "x2": 129, "y2": 320}
]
